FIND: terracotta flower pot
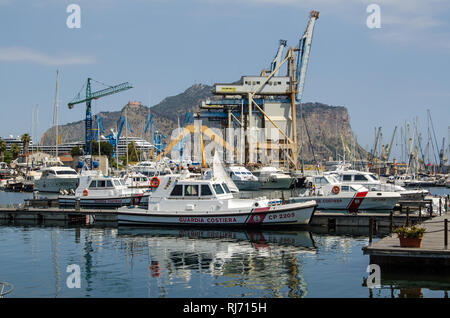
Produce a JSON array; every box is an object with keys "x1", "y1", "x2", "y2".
[{"x1": 398, "y1": 236, "x2": 423, "y2": 248}]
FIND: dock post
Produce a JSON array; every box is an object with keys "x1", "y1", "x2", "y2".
[
  {"x1": 406, "y1": 207, "x2": 410, "y2": 227},
  {"x1": 75, "y1": 198, "x2": 80, "y2": 212},
  {"x1": 418, "y1": 205, "x2": 422, "y2": 222},
  {"x1": 389, "y1": 210, "x2": 394, "y2": 233},
  {"x1": 445, "y1": 219, "x2": 448, "y2": 249},
  {"x1": 369, "y1": 217, "x2": 374, "y2": 245},
  {"x1": 440, "y1": 198, "x2": 442, "y2": 216}
]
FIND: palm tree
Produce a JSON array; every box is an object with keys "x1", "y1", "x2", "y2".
[
  {"x1": 21, "y1": 133, "x2": 31, "y2": 155},
  {"x1": 10, "y1": 143, "x2": 21, "y2": 159},
  {"x1": 0, "y1": 139, "x2": 6, "y2": 161}
]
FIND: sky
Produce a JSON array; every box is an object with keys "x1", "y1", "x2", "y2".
[{"x1": 0, "y1": 0, "x2": 449, "y2": 161}]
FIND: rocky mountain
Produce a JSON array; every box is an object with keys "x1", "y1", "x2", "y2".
[{"x1": 42, "y1": 83, "x2": 366, "y2": 162}]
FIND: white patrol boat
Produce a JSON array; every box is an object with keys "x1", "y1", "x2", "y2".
[
  {"x1": 326, "y1": 169, "x2": 428, "y2": 201},
  {"x1": 117, "y1": 174, "x2": 317, "y2": 227},
  {"x1": 58, "y1": 175, "x2": 148, "y2": 209},
  {"x1": 290, "y1": 175, "x2": 401, "y2": 212}
]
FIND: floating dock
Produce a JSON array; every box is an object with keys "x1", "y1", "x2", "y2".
[
  {"x1": 363, "y1": 212, "x2": 450, "y2": 270},
  {"x1": 0, "y1": 206, "x2": 434, "y2": 230}
]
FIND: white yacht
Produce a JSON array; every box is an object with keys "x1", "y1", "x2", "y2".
[
  {"x1": 34, "y1": 166, "x2": 79, "y2": 193},
  {"x1": 326, "y1": 169, "x2": 428, "y2": 201},
  {"x1": 133, "y1": 161, "x2": 173, "y2": 177},
  {"x1": 290, "y1": 175, "x2": 401, "y2": 211},
  {"x1": 117, "y1": 174, "x2": 317, "y2": 227},
  {"x1": 58, "y1": 175, "x2": 148, "y2": 209},
  {"x1": 225, "y1": 166, "x2": 261, "y2": 191},
  {"x1": 123, "y1": 172, "x2": 152, "y2": 189},
  {"x1": 252, "y1": 166, "x2": 294, "y2": 189}
]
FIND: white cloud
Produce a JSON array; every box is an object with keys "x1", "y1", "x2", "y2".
[{"x1": 0, "y1": 47, "x2": 96, "y2": 65}]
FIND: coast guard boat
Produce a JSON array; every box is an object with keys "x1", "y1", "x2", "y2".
[
  {"x1": 290, "y1": 175, "x2": 401, "y2": 211},
  {"x1": 117, "y1": 174, "x2": 317, "y2": 227}
]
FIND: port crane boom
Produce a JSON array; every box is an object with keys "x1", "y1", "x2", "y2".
[
  {"x1": 68, "y1": 78, "x2": 133, "y2": 156},
  {"x1": 295, "y1": 10, "x2": 319, "y2": 103}
]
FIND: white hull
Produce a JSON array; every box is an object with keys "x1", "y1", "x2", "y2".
[
  {"x1": 291, "y1": 191, "x2": 400, "y2": 212},
  {"x1": 117, "y1": 201, "x2": 317, "y2": 227},
  {"x1": 35, "y1": 178, "x2": 79, "y2": 193},
  {"x1": 59, "y1": 193, "x2": 147, "y2": 209}
]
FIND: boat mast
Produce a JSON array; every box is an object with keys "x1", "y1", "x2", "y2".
[{"x1": 54, "y1": 70, "x2": 59, "y2": 159}]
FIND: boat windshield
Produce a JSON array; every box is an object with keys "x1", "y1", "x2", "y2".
[
  {"x1": 55, "y1": 170, "x2": 78, "y2": 175},
  {"x1": 213, "y1": 184, "x2": 224, "y2": 195},
  {"x1": 221, "y1": 183, "x2": 231, "y2": 193}
]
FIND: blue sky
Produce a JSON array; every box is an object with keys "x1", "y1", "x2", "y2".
[{"x1": 0, "y1": 0, "x2": 449, "y2": 160}]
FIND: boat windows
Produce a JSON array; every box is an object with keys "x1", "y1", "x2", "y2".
[
  {"x1": 343, "y1": 175, "x2": 352, "y2": 181},
  {"x1": 314, "y1": 177, "x2": 328, "y2": 184},
  {"x1": 222, "y1": 183, "x2": 231, "y2": 193},
  {"x1": 170, "y1": 184, "x2": 183, "y2": 196},
  {"x1": 354, "y1": 175, "x2": 368, "y2": 181},
  {"x1": 213, "y1": 184, "x2": 224, "y2": 195},
  {"x1": 368, "y1": 174, "x2": 379, "y2": 181},
  {"x1": 341, "y1": 186, "x2": 350, "y2": 191},
  {"x1": 106, "y1": 180, "x2": 113, "y2": 188},
  {"x1": 113, "y1": 180, "x2": 121, "y2": 186},
  {"x1": 201, "y1": 184, "x2": 213, "y2": 196},
  {"x1": 89, "y1": 181, "x2": 97, "y2": 188},
  {"x1": 55, "y1": 170, "x2": 78, "y2": 175},
  {"x1": 184, "y1": 184, "x2": 199, "y2": 196},
  {"x1": 97, "y1": 180, "x2": 106, "y2": 188}
]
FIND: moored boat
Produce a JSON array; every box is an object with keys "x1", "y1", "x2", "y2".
[
  {"x1": 59, "y1": 175, "x2": 149, "y2": 209},
  {"x1": 117, "y1": 174, "x2": 317, "y2": 227},
  {"x1": 225, "y1": 165, "x2": 261, "y2": 191},
  {"x1": 252, "y1": 166, "x2": 294, "y2": 189},
  {"x1": 290, "y1": 175, "x2": 401, "y2": 212}
]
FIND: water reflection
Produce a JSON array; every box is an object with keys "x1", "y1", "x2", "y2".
[{"x1": 117, "y1": 227, "x2": 316, "y2": 297}]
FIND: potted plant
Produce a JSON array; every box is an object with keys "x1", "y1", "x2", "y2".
[{"x1": 394, "y1": 225, "x2": 426, "y2": 248}]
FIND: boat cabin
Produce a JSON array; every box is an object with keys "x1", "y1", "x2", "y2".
[{"x1": 153, "y1": 175, "x2": 234, "y2": 200}]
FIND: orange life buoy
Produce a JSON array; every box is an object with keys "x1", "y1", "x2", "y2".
[
  {"x1": 150, "y1": 177, "x2": 160, "y2": 188},
  {"x1": 83, "y1": 189, "x2": 89, "y2": 196},
  {"x1": 332, "y1": 185, "x2": 340, "y2": 195}
]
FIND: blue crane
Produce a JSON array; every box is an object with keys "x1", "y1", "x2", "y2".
[
  {"x1": 295, "y1": 10, "x2": 319, "y2": 103},
  {"x1": 104, "y1": 115, "x2": 133, "y2": 158},
  {"x1": 144, "y1": 113, "x2": 166, "y2": 155},
  {"x1": 68, "y1": 78, "x2": 132, "y2": 156}
]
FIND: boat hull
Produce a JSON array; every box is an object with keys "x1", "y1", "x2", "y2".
[
  {"x1": 117, "y1": 201, "x2": 317, "y2": 227},
  {"x1": 234, "y1": 180, "x2": 261, "y2": 191},
  {"x1": 59, "y1": 193, "x2": 147, "y2": 209},
  {"x1": 290, "y1": 192, "x2": 400, "y2": 212},
  {"x1": 35, "y1": 178, "x2": 79, "y2": 193},
  {"x1": 259, "y1": 178, "x2": 293, "y2": 189}
]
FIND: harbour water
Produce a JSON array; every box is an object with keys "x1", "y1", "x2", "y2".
[{"x1": 1, "y1": 188, "x2": 449, "y2": 298}]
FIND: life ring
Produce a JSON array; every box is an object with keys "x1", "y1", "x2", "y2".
[
  {"x1": 83, "y1": 189, "x2": 89, "y2": 196},
  {"x1": 150, "y1": 177, "x2": 160, "y2": 188},
  {"x1": 332, "y1": 185, "x2": 340, "y2": 195}
]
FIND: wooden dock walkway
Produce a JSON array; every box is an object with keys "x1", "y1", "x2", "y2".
[{"x1": 363, "y1": 211, "x2": 450, "y2": 270}]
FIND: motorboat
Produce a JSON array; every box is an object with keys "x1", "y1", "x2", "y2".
[
  {"x1": 252, "y1": 166, "x2": 294, "y2": 189},
  {"x1": 225, "y1": 166, "x2": 261, "y2": 191},
  {"x1": 133, "y1": 161, "x2": 173, "y2": 177},
  {"x1": 122, "y1": 172, "x2": 152, "y2": 189},
  {"x1": 326, "y1": 169, "x2": 428, "y2": 201},
  {"x1": 290, "y1": 174, "x2": 401, "y2": 212},
  {"x1": 116, "y1": 174, "x2": 317, "y2": 227},
  {"x1": 58, "y1": 175, "x2": 149, "y2": 209},
  {"x1": 34, "y1": 166, "x2": 79, "y2": 193}
]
